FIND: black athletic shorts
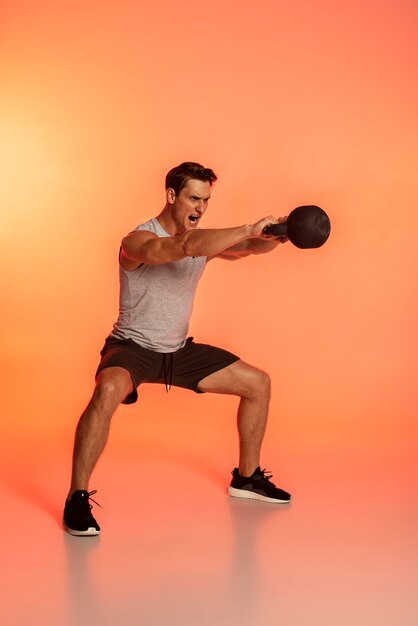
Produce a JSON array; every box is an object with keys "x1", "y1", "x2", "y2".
[{"x1": 95, "y1": 335, "x2": 240, "y2": 404}]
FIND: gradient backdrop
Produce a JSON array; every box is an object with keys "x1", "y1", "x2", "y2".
[{"x1": 0, "y1": 0, "x2": 417, "y2": 622}]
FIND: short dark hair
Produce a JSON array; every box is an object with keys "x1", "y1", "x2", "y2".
[{"x1": 165, "y1": 162, "x2": 217, "y2": 195}]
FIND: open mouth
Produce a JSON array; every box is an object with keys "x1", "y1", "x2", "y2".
[{"x1": 188, "y1": 215, "x2": 199, "y2": 223}]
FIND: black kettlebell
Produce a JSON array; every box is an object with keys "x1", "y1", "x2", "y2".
[{"x1": 263, "y1": 205, "x2": 331, "y2": 249}]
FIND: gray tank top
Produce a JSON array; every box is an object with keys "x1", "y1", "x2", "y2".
[{"x1": 111, "y1": 218, "x2": 207, "y2": 352}]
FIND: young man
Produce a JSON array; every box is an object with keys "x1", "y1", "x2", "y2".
[{"x1": 64, "y1": 162, "x2": 291, "y2": 536}]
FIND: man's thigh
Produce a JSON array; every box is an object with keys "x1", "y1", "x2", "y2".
[{"x1": 197, "y1": 360, "x2": 270, "y2": 397}]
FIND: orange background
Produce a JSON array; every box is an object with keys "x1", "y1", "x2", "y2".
[{"x1": 1, "y1": 1, "x2": 417, "y2": 494}]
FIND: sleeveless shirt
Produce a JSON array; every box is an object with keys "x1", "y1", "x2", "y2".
[{"x1": 110, "y1": 218, "x2": 207, "y2": 353}]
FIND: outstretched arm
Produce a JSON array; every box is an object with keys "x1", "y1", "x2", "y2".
[
  {"x1": 120, "y1": 215, "x2": 281, "y2": 270},
  {"x1": 209, "y1": 216, "x2": 289, "y2": 261}
]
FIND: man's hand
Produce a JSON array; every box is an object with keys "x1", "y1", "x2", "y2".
[{"x1": 250, "y1": 215, "x2": 289, "y2": 244}]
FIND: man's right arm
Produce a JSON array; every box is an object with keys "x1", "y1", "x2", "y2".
[{"x1": 120, "y1": 216, "x2": 278, "y2": 271}]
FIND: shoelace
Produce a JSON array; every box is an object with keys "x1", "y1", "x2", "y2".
[
  {"x1": 86, "y1": 490, "x2": 102, "y2": 509},
  {"x1": 162, "y1": 353, "x2": 174, "y2": 392},
  {"x1": 254, "y1": 468, "x2": 275, "y2": 485}
]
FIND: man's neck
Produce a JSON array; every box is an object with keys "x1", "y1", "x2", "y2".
[{"x1": 155, "y1": 206, "x2": 181, "y2": 236}]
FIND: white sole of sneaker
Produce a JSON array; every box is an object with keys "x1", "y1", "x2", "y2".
[
  {"x1": 228, "y1": 486, "x2": 291, "y2": 504},
  {"x1": 65, "y1": 525, "x2": 100, "y2": 536}
]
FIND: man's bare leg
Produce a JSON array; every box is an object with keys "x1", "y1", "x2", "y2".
[
  {"x1": 198, "y1": 360, "x2": 291, "y2": 503},
  {"x1": 197, "y1": 360, "x2": 271, "y2": 476},
  {"x1": 68, "y1": 366, "x2": 133, "y2": 498}
]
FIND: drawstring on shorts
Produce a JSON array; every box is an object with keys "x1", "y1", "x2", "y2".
[{"x1": 162, "y1": 353, "x2": 174, "y2": 392}]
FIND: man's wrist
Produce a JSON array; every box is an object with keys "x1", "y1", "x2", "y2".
[{"x1": 244, "y1": 224, "x2": 256, "y2": 239}]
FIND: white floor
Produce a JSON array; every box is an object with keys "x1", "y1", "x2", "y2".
[{"x1": 1, "y1": 396, "x2": 417, "y2": 626}]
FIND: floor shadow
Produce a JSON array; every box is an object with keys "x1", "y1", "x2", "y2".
[{"x1": 1, "y1": 472, "x2": 63, "y2": 529}]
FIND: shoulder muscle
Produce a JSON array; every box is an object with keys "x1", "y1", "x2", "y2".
[{"x1": 120, "y1": 229, "x2": 187, "y2": 270}]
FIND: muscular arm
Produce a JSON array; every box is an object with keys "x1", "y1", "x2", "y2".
[
  {"x1": 120, "y1": 218, "x2": 277, "y2": 270},
  {"x1": 210, "y1": 215, "x2": 289, "y2": 261},
  {"x1": 120, "y1": 216, "x2": 284, "y2": 271},
  {"x1": 211, "y1": 237, "x2": 286, "y2": 261}
]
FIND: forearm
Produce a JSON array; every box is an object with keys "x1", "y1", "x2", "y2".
[
  {"x1": 183, "y1": 225, "x2": 253, "y2": 257},
  {"x1": 248, "y1": 238, "x2": 283, "y2": 255}
]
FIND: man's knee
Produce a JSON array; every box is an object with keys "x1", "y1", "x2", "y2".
[
  {"x1": 239, "y1": 365, "x2": 271, "y2": 400},
  {"x1": 251, "y1": 369, "x2": 271, "y2": 398},
  {"x1": 93, "y1": 367, "x2": 133, "y2": 410}
]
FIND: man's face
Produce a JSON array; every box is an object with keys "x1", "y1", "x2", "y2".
[{"x1": 170, "y1": 179, "x2": 212, "y2": 232}]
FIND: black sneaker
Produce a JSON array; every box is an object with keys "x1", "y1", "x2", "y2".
[
  {"x1": 228, "y1": 467, "x2": 291, "y2": 503},
  {"x1": 63, "y1": 490, "x2": 101, "y2": 536}
]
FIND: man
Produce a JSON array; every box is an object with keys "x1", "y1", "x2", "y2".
[{"x1": 64, "y1": 162, "x2": 291, "y2": 536}]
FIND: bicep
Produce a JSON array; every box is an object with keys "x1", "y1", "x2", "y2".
[{"x1": 121, "y1": 231, "x2": 187, "y2": 267}]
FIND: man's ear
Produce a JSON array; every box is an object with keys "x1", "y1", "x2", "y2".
[{"x1": 166, "y1": 188, "x2": 176, "y2": 204}]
